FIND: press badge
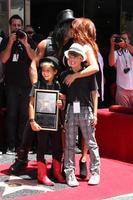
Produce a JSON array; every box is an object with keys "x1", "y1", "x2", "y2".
[
  {"x1": 73, "y1": 101, "x2": 80, "y2": 113},
  {"x1": 12, "y1": 53, "x2": 19, "y2": 62}
]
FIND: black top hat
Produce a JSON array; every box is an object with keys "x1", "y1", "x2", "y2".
[
  {"x1": 56, "y1": 9, "x2": 75, "y2": 25},
  {"x1": 39, "y1": 56, "x2": 60, "y2": 71}
]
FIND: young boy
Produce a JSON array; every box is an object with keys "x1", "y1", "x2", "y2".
[
  {"x1": 29, "y1": 56, "x2": 65, "y2": 186},
  {"x1": 61, "y1": 43, "x2": 100, "y2": 187}
]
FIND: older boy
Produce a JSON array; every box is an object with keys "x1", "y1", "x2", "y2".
[{"x1": 61, "y1": 43, "x2": 100, "y2": 187}]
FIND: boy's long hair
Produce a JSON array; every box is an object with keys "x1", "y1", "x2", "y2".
[{"x1": 52, "y1": 21, "x2": 73, "y2": 57}]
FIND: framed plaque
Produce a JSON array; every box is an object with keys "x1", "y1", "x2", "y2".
[{"x1": 34, "y1": 89, "x2": 59, "y2": 131}]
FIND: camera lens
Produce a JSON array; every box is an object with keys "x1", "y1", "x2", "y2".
[
  {"x1": 16, "y1": 29, "x2": 26, "y2": 39},
  {"x1": 114, "y1": 37, "x2": 123, "y2": 43},
  {"x1": 123, "y1": 68, "x2": 130, "y2": 74}
]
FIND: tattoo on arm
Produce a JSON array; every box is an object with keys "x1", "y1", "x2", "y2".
[{"x1": 36, "y1": 48, "x2": 40, "y2": 56}]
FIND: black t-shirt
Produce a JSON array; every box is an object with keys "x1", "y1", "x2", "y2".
[
  {"x1": 0, "y1": 37, "x2": 36, "y2": 87},
  {"x1": 29, "y1": 79, "x2": 61, "y2": 97},
  {"x1": 60, "y1": 68, "x2": 98, "y2": 108},
  {"x1": 40, "y1": 37, "x2": 73, "y2": 75}
]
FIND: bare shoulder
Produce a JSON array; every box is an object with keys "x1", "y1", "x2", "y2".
[
  {"x1": 37, "y1": 39, "x2": 47, "y2": 50},
  {"x1": 35, "y1": 39, "x2": 48, "y2": 57}
]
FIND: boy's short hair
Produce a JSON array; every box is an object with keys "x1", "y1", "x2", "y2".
[
  {"x1": 64, "y1": 43, "x2": 87, "y2": 61},
  {"x1": 39, "y1": 56, "x2": 60, "y2": 71}
]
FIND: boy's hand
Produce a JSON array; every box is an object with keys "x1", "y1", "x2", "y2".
[
  {"x1": 59, "y1": 93, "x2": 66, "y2": 100},
  {"x1": 30, "y1": 121, "x2": 42, "y2": 131},
  {"x1": 59, "y1": 93, "x2": 66, "y2": 110},
  {"x1": 91, "y1": 115, "x2": 97, "y2": 128},
  {"x1": 57, "y1": 99, "x2": 63, "y2": 109}
]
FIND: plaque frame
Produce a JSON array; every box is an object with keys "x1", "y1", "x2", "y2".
[{"x1": 34, "y1": 89, "x2": 59, "y2": 131}]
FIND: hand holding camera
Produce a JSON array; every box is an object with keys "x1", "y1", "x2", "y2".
[
  {"x1": 11, "y1": 29, "x2": 28, "y2": 52},
  {"x1": 114, "y1": 36, "x2": 123, "y2": 43},
  {"x1": 110, "y1": 34, "x2": 122, "y2": 48},
  {"x1": 16, "y1": 29, "x2": 27, "y2": 40},
  {"x1": 111, "y1": 34, "x2": 126, "y2": 50},
  {"x1": 9, "y1": 32, "x2": 17, "y2": 46},
  {"x1": 16, "y1": 29, "x2": 29, "y2": 48}
]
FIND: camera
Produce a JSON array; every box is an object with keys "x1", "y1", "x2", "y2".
[
  {"x1": 123, "y1": 68, "x2": 130, "y2": 74},
  {"x1": 16, "y1": 29, "x2": 26, "y2": 39},
  {"x1": 114, "y1": 36, "x2": 123, "y2": 43}
]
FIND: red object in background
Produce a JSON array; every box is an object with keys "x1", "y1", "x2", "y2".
[{"x1": 96, "y1": 107, "x2": 133, "y2": 164}]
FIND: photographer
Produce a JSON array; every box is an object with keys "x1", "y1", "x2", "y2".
[
  {"x1": 0, "y1": 15, "x2": 36, "y2": 154},
  {"x1": 108, "y1": 32, "x2": 133, "y2": 107}
]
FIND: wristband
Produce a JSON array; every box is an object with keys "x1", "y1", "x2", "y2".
[{"x1": 29, "y1": 119, "x2": 35, "y2": 123}]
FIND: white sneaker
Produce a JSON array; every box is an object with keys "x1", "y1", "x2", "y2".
[
  {"x1": 88, "y1": 173, "x2": 100, "y2": 185},
  {"x1": 65, "y1": 170, "x2": 79, "y2": 187}
]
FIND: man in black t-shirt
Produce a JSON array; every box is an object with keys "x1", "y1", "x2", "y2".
[{"x1": 0, "y1": 14, "x2": 36, "y2": 154}]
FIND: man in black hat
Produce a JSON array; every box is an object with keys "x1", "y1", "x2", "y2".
[
  {"x1": 9, "y1": 9, "x2": 75, "y2": 175},
  {"x1": 30, "y1": 8, "x2": 75, "y2": 84},
  {"x1": 56, "y1": 9, "x2": 75, "y2": 25}
]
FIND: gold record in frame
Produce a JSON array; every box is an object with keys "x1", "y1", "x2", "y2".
[{"x1": 34, "y1": 89, "x2": 59, "y2": 131}]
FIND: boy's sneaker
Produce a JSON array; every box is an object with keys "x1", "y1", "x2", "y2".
[
  {"x1": 65, "y1": 170, "x2": 79, "y2": 187},
  {"x1": 88, "y1": 173, "x2": 100, "y2": 185}
]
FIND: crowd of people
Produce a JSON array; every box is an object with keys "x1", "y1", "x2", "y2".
[{"x1": 0, "y1": 8, "x2": 133, "y2": 187}]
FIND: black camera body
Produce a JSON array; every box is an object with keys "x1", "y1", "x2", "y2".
[
  {"x1": 16, "y1": 29, "x2": 26, "y2": 39},
  {"x1": 114, "y1": 36, "x2": 123, "y2": 43},
  {"x1": 123, "y1": 68, "x2": 130, "y2": 74}
]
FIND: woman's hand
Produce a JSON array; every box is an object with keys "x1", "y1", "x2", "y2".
[{"x1": 64, "y1": 73, "x2": 77, "y2": 86}]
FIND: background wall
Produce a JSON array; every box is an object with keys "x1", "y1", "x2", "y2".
[{"x1": 30, "y1": 0, "x2": 84, "y2": 38}]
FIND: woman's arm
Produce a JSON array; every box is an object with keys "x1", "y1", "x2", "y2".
[{"x1": 64, "y1": 45, "x2": 99, "y2": 86}]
